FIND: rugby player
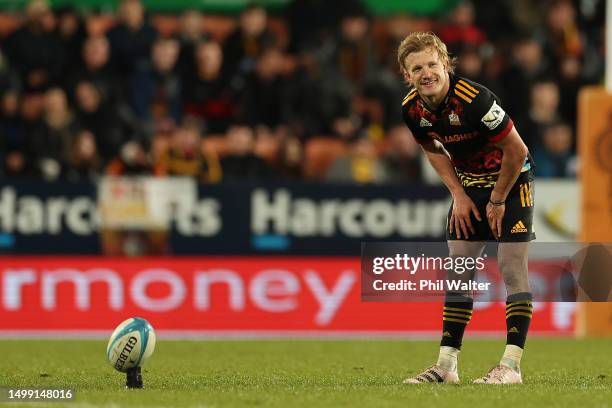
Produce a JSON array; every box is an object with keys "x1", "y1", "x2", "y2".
[{"x1": 397, "y1": 32, "x2": 535, "y2": 384}]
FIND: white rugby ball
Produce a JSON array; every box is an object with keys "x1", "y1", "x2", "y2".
[{"x1": 106, "y1": 317, "x2": 156, "y2": 373}]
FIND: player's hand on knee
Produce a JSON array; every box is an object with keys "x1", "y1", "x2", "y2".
[
  {"x1": 450, "y1": 193, "x2": 481, "y2": 239},
  {"x1": 486, "y1": 201, "x2": 505, "y2": 239}
]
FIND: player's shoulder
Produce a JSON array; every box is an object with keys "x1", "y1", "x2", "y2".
[
  {"x1": 453, "y1": 75, "x2": 507, "y2": 120},
  {"x1": 454, "y1": 76, "x2": 511, "y2": 130},
  {"x1": 400, "y1": 87, "x2": 421, "y2": 131},
  {"x1": 452, "y1": 75, "x2": 495, "y2": 104}
]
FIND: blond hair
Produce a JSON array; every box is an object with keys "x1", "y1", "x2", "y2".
[{"x1": 397, "y1": 32, "x2": 456, "y2": 76}]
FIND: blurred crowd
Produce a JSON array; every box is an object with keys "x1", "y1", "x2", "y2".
[{"x1": 0, "y1": 0, "x2": 603, "y2": 184}]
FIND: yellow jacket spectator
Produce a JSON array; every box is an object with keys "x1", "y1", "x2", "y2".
[{"x1": 156, "y1": 122, "x2": 221, "y2": 183}]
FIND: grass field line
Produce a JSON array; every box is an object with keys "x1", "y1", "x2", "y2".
[{"x1": 0, "y1": 329, "x2": 575, "y2": 340}]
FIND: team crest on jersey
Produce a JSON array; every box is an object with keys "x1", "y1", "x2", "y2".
[
  {"x1": 449, "y1": 112, "x2": 461, "y2": 126},
  {"x1": 420, "y1": 117, "x2": 432, "y2": 127},
  {"x1": 481, "y1": 101, "x2": 504, "y2": 130}
]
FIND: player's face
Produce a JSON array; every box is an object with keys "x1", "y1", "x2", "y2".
[{"x1": 403, "y1": 47, "x2": 449, "y2": 99}]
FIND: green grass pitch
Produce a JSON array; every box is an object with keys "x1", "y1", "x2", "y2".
[{"x1": 0, "y1": 338, "x2": 610, "y2": 407}]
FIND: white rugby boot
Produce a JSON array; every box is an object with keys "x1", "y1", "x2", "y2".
[
  {"x1": 473, "y1": 365, "x2": 523, "y2": 384},
  {"x1": 403, "y1": 364, "x2": 459, "y2": 384}
]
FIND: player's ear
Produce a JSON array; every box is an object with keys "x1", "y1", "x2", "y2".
[
  {"x1": 403, "y1": 71, "x2": 412, "y2": 85},
  {"x1": 442, "y1": 59, "x2": 449, "y2": 73}
]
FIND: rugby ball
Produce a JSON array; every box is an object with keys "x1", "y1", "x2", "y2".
[{"x1": 106, "y1": 317, "x2": 156, "y2": 372}]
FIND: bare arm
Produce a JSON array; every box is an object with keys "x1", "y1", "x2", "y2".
[
  {"x1": 420, "y1": 139, "x2": 464, "y2": 197},
  {"x1": 489, "y1": 126, "x2": 529, "y2": 202},
  {"x1": 486, "y1": 126, "x2": 529, "y2": 238},
  {"x1": 421, "y1": 140, "x2": 482, "y2": 239}
]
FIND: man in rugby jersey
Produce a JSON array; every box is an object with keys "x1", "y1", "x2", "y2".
[{"x1": 398, "y1": 32, "x2": 535, "y2": 385}]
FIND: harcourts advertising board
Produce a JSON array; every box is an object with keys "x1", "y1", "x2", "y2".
[
  {"x1": 0, "y1": 180, "x2": 451, "y2": 255},
  {"x1": 0, "y1": 182, "x2": 100, "y2": 254}
]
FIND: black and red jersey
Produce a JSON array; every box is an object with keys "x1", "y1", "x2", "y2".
[{"x1": 401, "y1": 74, "x2": 530, "y2": 187}]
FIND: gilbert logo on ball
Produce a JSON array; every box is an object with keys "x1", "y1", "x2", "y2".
[{"x1": 107, "y1": 317, "x2": 156, "y2": 373}]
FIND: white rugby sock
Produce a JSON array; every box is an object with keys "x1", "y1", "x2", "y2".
[
  {"x1": 436, "y1": 346, "x2": 459, "y2": 372},
  {"x1": 500, "y1": 344, "x2": 523, "y2": 373}
]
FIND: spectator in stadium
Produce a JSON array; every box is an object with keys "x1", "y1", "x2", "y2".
[
  {"x1": 176, "y1": 9, "x2": 209, "y2": 77},
  {"x1": 19, "y1": 93, "x2": 46, "y2": 172},
  {"x1": 0, "y1": 90, "x2": 30, "y2": 178},
  {"x1": 322, "y1": 4, "x2": 379, "y2": 89},
  {"x1": 286, "y1": 0, "x2": 330, "y2": 53},
  {"x1": 470, "y1": 0, "x2": 515, "y2": 43},
  {"x1": 499, "y1": 36, "x2": 547, "y2": 123},
  {"x1": 438, "y1": 0, "x2": 486, "y2": 55},
  {"x1": 379, "y1": 15, "x2": 416, "y2": 71},
  {"x1": 220, "y1": 123, "x2": 273, "y2": 180},
  {"x1": 4, "y1": 0, "x2": 64, "y2": 92},
  {"x1": 538, "y1": 0, "x2": 582, "y2": 71},
  {"x1": 532, "y1": 121, "x2": 577, "y2": 178},
  {"x1": 286, "y1": 0, "x2": 370, "y2": 53},
  {"x1": 183, "y1": 40, "x2": 236, "y2": 134},
  {"x1": 65, "y1": 129, "x2": 102, "y2": 181},
  {"x1": 129, "y1": 37, "x2": 182, "y2": 125},
  {"x1": 253, "y1": 123, "x2": 282, "y2": 165},
  {"x1": 237, "y1": 47, "x2": 289, "y2": 129},
  {"x1": 322, "y1": 4, "x2": 401, "y2": 132},
  {"x1": 155, "y1": 120, "x2": 221, "y2": 183},
  {"x1": 0, "y1": 49, "x2": 19, "y2": 93},
  {"x1": 275, "y1": 134, "x2": 304, "y2": 180},
  {"x1": 380, "y1": 125, "x2": 422, "y2": 184},
  {"x1": 106, "y1": 0, "x2": 158, "y2": 79},
  {"x1": 0, "y1": 90, "x2": 23, "y2": 148},
  {"x1": 313, "y1": 7, "x2": 380, "y2": 141},
  {"x1": 106, "y1": 139, "x2": 152, "y2": 176},
  {"x1": 572, "y1": 0, "x2": 605, "y2": 83},
  {"x1": 375, "y1": 15, "x2": 420, "y2": 128},
  {"x1": 69, "y1": 36, "x2": 123, "y2": 105},
  {"x1": 222, "y1": 3, "x2": 276, "y2": 81},
  {"x1": 359, "y1": 87, "x2": 391, "y2": 139},
  {"x1": 56, "y1": 7, "x2": 86, "y2": 73},
  {"x1": 516, "y1": 78, "x2": 562, "y2": 150},
  {"x1": 29, "y1": 87, "x2": 78, "y2": 180},
  {"x1": 74, "y1": 81, "x2": 134, "y2": 163},
  {"x1": 326, "y1": 133, "x2": 387, "y2": 184},
  {"x1": 285, "y1": 51, "x2": 352, "y2": 138},
  {"x1": 505, "y1": 0, "x2": 548, "y2": 36},
  {"x1": 2, "y1": 150, "x2": 29, "y2": 178},
  {"x1": 557, "y1": 55, "x2": 587, "y2": 130},
  {"x1": 455, "y1": 45, "x2": 492, "y2": 93}
]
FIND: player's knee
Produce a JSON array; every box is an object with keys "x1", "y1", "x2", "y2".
[{"x1": 501, "y1": 272, "x2": 521, "y2": 291}]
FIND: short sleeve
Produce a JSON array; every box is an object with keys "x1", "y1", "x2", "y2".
[
  {"x1": 471, "y1": 88, "x2": 513, "y2": 143},
  {"x1": 401, "y1": 104, "x2": 430, "y2": 145}
]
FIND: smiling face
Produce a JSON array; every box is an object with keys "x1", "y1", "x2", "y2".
[{"x1": 403, "y1": 47, "x2": 450, "y2": 101}]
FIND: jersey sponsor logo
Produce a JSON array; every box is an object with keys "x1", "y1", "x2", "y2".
[
  {"x1": 511, "y1": 220, "x2": 528, "y2": 234},
  {"x1": 449, "y1": 112, "x2": 461, "y2": 126},
  {"x1": 420, "y1": 117, "x2": 432, "y2": 127},
  {"x1": 427, "y1": 131, "x2": 478, "y2": 143},
  {"x1": 481, "y1": 101, "x2": 505, "y2": 130}
]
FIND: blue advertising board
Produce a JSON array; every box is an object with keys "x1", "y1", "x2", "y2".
[{"x1": 0, "y1": 181, "x2": 451, "y2": 255}]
